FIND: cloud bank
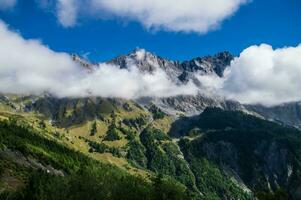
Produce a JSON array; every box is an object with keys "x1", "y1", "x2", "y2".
[
  {"x1": 1, "y1": 20, "x2": 301, "y2": 106},
  {"x1": 42, "y1": 0, "x2": 248, "y2": 33},
  {"x1": 0, "y1": 21, "x2": 198, "y2": 99},
  {"x1": 0, "y1": 0, "x2": 17, "y2": 10},
  {"x1": 220, "y1": 44, "x2": 301, "y2": 106}
]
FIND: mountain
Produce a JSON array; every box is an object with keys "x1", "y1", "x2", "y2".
[
  {"x1": 176, "y1": 108, "x2": 301, "y2": 199},
  {"x1": 107, "y1": 49, "x2": 301, "y2": 130},
  {"x1": 2, "y1": 94, "x2": 301, "y2": 199},
  {"x1": 107, "y1": 48, "x2": 247, "y2": 117},
  {"x1": 246, "y1": 102, "x2": 301, "y2": 129},
  {"x1": 0, "y1": 109, "x2": 188, "y2": 200},
  {"x1": 71, "y1": 54, "x2": 94, "y2": 71},
  {"x1": 1, "y1": 49, "x2": 301, "y2": 200},
  {"x1": 180, "y1": 51, "x2": 233, "y2": 77},
  {"x1": 108, "y1": 48, "x2": 233, "y2": 83}
]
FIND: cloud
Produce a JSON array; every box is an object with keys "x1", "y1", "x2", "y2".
[
  {"x1": 90, "y1": 0, "x2": 248, "y2": 33},
  {"x1": 44, "y1": 0, "x2": 248, "y2": 33},
  {"x1": 0, "y1": 20, "x2": 198, "y2": 98},
  {"x1": 56, "y1": 0, "x2": 78, "y2": 27},
  {"x1": 0, "y1": 0, "x2": 17, "y2": 10},
  {"x1": 2, "y1": 20, "x2": 300, "y2": 106},
  {"x1": 0, "y1": 21, "x2": 84, "y2": 96},
  {"x1": 216, "y1": 44, "x2": 301, "y2": 106}
]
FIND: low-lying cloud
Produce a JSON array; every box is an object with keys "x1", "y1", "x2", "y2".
[
  {"x1": 40, "y1": 0, "x2": 248, "y2": 33},
  {"x1": 196, "y1": 44, "x2": 301, "y2": 106},
  {"x1": 0, "y1": 21, "x2": 198, "y2": 99},
  {"x1": 221, "y1": 44, "x2": 301, "y2": 106},
  {"x1": 1, "y1": 20, "x2": 301, "y2": 106}
]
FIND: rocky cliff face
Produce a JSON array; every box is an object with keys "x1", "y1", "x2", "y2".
[
  {"x1": 107, "y1": 49, "x2": 243, "y2": 118},
  {"x1": 71, "y1": 54, "x2": 95, "y2": 71},
  {"x1": 246, "y1": 102, "x2": 301, "y2": 129},
  {"x1": 108, "y1": 48, "x2": 183, "y2": 82},
  {"x1": 108, "y1": 48, "x2": 233, "y2": 83},
  {"x1": 178, "y1": 108, "x2": 301, "y2": 199},
  {"x1": 137, "y1": 95, "x2": 245, "y2": 117},
  {"x1": 180, "y1": 51, "x2": 233, "y2": 77},
  {"x1": 108, "y1": 49, "x2": 301, "y2": 129}
]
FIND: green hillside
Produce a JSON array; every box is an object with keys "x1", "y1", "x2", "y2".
[
  {"x1": 0, "y1": 117, "x2": 188, "y2": 200},
  {"x1": 177, "y1": 108, "x2": 301, "y2": 199},
  {"x1": 1, "y1": 96, "x2": 301, "y2": 199}
]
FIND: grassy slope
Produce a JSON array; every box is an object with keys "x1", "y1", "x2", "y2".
[
  {"x1": 0, "y1": 97, "x2": 154, "y2": 176},
  {"x1": 0, "y1": 96, "x2": 262, "y2": 200},
  {"x1": 0, "y1": 97, "x2": 179, "y2": 180},
  {"x1": 0, "y1": 114, "x2": 188, "y2": 200}
]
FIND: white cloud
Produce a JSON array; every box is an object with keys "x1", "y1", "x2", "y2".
[
  {"x1": 0, "y1": 0, "x2": 17, "y2": 10},
  {"x1": 218, "y1": 44, "x2": 301, "y2": 106},
  {"x1": 56, "y1": 0, "x2": 78, "y2": 27},
  {"x1": 0, "y1": 20, "x2": 198, "y2": 98},
  {"x1": 0, "y1": 21, "x2": 84, "y2": 96},
  {"x1": 90, "y1": 0, "x2": 248, "y2": 33},
  {"x1": 2, "y1": 19, "x2": 301, "y2": 106},
  {"x1": 48, "y1": 0, "x2": 248, "y2": 33}
]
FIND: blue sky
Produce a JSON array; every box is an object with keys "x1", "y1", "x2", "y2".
[{"x1": 0, "y1": 0, "x2": 300, "y2": 62}]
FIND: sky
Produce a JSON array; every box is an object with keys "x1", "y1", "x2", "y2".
[
  {"x1": 0, "y1": 0, "x2": 300, "y2": 62},
  {"x1": 0, "y1": 0, "x2": 301, "y2": 106}
]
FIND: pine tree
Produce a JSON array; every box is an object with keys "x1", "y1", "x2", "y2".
[{"x1": 90, "y1": 121, "x2": 97, "y2": 136}]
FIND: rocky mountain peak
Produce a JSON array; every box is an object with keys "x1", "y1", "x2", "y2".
[
  {"x1": 130, "y1": 48, "x2": 156, "y2": 61},
  {"x1": 107, "y1": 48, "x2": 183, "y2": 83},
  {"x1": 107, "y1": 48, "x2": 234, "y2": 84},
  {"x1": 72, "y1": 49, "x2": 233, "y2": 80},
  {"x1": 181, "y1": 51, "x2": 233, "y2": 77},
  {"x1": 71, "y1": 54, "x2": 94, "y2": 71}
]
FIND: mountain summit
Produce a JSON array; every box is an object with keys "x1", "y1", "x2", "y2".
[{"x1": 108, "y1": 48, "x2": 233, "y2": 83}]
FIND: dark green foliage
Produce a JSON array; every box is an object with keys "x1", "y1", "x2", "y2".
[
  {"x1": 39, "y1": 120, "x2": 46, "y2": 129},
  {"x1": 138, "y1": 127, "x2": 197, "y2": 194},
  {"x1": 196, "y1": 108, "x2": 301, "y2": 187},
  {"x1": 90, "y1": 121, "x2": 97, "y2": 136},
  {"x1": 123, "y1": 116, "x2": 148, "y2": 130},
  {"x1": 161, "y1": 143, "x2": 196, "y2": 189},
  {"x1": 4, "y1": 167, "x2": 188, "y2": 200},
  {"x1": 0, "y1": 119, "x2": 89, "y2": 173},
  {"x1": 0, "y1": 159, "x2": 4, "y2": 177},
  {"x1": 0, "y1": 119, "x2": 189, "y2": 200},
  {"x1": 140, "y1": 128, "x2": 172, "y2": 174},
  {"x1": 151, "y1": 174, "x2": 189, "y2": 200},
  {"x1": 124, "y1": 129, "x2": 136, "y2": 140},
  {"x1": 87, "y1": 140, "x2": 121, "y2": 157},
  {"x1": 103, "y1": 118, "x2": 121, "y2": 141},
  {"x1": 256, "y1": 189, "x2": 289, "y2": 200},
  {"x1": 119, "y1": 126, "x2": 136, "y2": 141},
  {"x1": 103, "y1": 127, "x2": 121, "y2": 141},
  {"x1": 179, "y1": 146, "x2": 251, "y2": 200},
  {"x1": 197, "y1": 107, "x2": 288, "y2": 131},
  {"x1": 177, "y1": 108, "x2": 301, "y2": 199},
  {"x1": 140, "y1": 127, "x2": 170, "y2": 143},
  {"x1": 149, "y1": 104, "x2": 166, "y2": 120},
  {"x1": 127, "y1": 140, "x2": 147, "y2": 168}
]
